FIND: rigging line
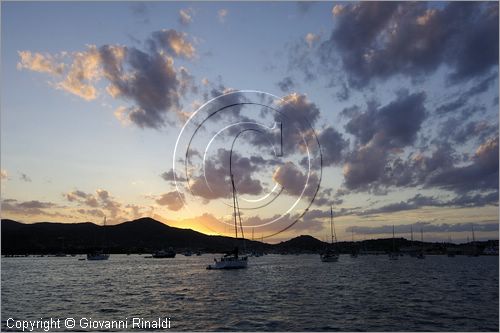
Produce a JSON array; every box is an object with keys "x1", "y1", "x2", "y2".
[
  {"x1": 231, "y1": 174, "x2": 238, "y2": 239},
  {"x1": 235, "y1": 187, "x2": 245, "y2": 240}
]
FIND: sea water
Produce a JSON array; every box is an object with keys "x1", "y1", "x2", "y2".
[{"x1": 2, "y1": 254, "x2": 498, "y2": 331}]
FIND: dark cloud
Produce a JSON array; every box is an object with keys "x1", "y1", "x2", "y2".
[
  {"x1": 189, "y1": 148, "x2": 265, "y2": 201},
  {"x1": 347, "y1": 221, "x2": 499, "y2": 235},
  {"x1": 343, "y1": 144, "x2": 388, "y2": 191},
  {"x1": 441, "y1": 119, "x2": 497, "y2": 145},
  {"x1": 148, "y1": 29, "x2": 196, "y2": 59},
  {"x1": 156, "y1": 191, "x2": 185, "y2": 211},
  {"x1": 343, "y1": 92, "x2": 427, "y2": 191},
  {"x1": 64, "y1": 189, "x2": 122, "y2": 219},
  {"x1": 277, "y1": 76, "x2": 295, "y2": 93},
  {"x1": 272, "y1": 161, "x2": 320, "y2": 198},
  {"x1": 321, "y1": 2, "x2": 499, "y2": 87},
  {"x1": 160, "y1": 169, "x2": 187, "y2": 182},
  {"x1": 20, "y1": 29, "x2": 196, "y2": 129},
  {"x1": 102, "y1": 46, "x2": 181, "y2": 129},
  {"x1": 345, "y1": 91, "x2": 426, "y2": 148},
  {"x1": 426, "y1": 137, "x2": 499, "y2": 194},
  {"x1": 355, "y1": 191, "x2": 498, "y2": 216},
  {"x1": 317, "y1": 127, "x2": 349, "y2": 167},
  {"x1": 1, "y1": 199, "x2": 67, "y2": 217},
  {"x1": 287, "y1": 40, "x2": 317, "y2": 82},
  {"x1": 19, "y1": 173, "x2": 32, "y2": 182},
  {"x1": 241, "y1": 93, "x2": 323, "y2": 160},
  {"x1": 77, "y1": 208, "x2": 105, "y2": 218},
  {"x1": 436, "y1": 72, "x2": 498, "y2": 115}
]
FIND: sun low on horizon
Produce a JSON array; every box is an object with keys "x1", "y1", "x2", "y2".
[{"x1": 1, "y1": 1, "x2": 498, "y2": 244}]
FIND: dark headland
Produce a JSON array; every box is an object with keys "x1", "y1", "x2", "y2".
[{"x1": 1, "y1": 217, "x2": 498, "y2": 256}]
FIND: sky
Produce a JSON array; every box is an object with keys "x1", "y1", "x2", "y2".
[{"x1": 1, "y1": 1, "x2": 498, "y2": 244}]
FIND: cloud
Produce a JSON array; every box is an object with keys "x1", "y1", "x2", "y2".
[
  {"x1": 317, "y1": 127, "x2": 349, "y2": 166},
  {"x1": 155, "y1": 191, "x2": 185, "y2": 211},
  {"x1": 19, "y1": 173, "x2": 32, "y2": 182},
  {"x1": 426, "y1": 136, "x2": 499, "y2": 194},
  {"x1": 272, "y1": 161, "x2": 319, "y2": 198},
  {"x1": 356, "y1": 192, "x2": 498, "y2": 216},
  {"x1": 277, "y1": 76, "x2": 295, "y2": 93},
  {"x1": 440, "y1": 119, "x2": 496, "y2": 145},
  {"x1": 1, "y1": 198, "x2": 69, "y2": 218},
  {"x1": 189, "y1": 148, "x2": 265, "y2": 201},
  {"x1": 17, "y1": 51, "x2": 65, "y2": 75},
  {"x1": 104, "y1": 48, "x2": 180, "y2": 128},
  {"x1": 320, "y1": 2, "x2": 499, "y2": 87},
  {"x1": 247, "y1": 93, "x2": 322, "y2": 156},
  {"x1": 342, "y1": 92, "x2": 427, "y2": 191},
  {"x1": 64, "y1": 188, "x2": 122, "y2": 219},
  {"x1": 77, "y1": 208, "x2": 105, "y2": 218},
  {"x1": 436, "y1": 72, "x2": 498, "y2": 116},
  {"x1": 344, "y1": 91, "x2": 427, "y2": 148},
  {"x1": 148, "y1": 29, "x2": 196, "y2": 59},
  {"x1": 287, "y1": 39, "x2": 317, "y2": 82},
  {"x1": 347, "y1": 221, "x2": 499, "y2": 235},
  {"x1": 305, "y1": 33, "x2": 320, "y2": 48},
  {"x1": 218, "y1": 9, "x2": 228, "y2": 22},
  {"x1": 160, "y1": 169, "x2": 186, "y2": 182},
  {"x1": 179, "y1": 8, "x2": 193, "y2": 25},
  {"x1": 56, "y1": 46, "x2": 102, "y2": 100},
  {"x1": 332, "y1": 4, "x2": 345, "y2": 16},
  {"x1": 18, "y1": 29, "x2": 197, "y2": 129}
]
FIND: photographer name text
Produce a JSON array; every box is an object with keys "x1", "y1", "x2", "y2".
[{"x1": 6, "y1": 317, "x2": 171, "y2": 331}]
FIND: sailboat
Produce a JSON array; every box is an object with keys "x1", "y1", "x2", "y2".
[
  {"x1": 350, "y1": 230, "x2": 358, "y2": 258},
  {"x1": 417, "y1": 228, "x2": 425, "y2": 259},
  {"x1": 446, "y1": 234, "x2": 456, "y2": 257},
  {"x1": 468, "y1": 224, "x2": 479, "y2": 257},
  {"x1": 207, "y1": 173, "x2": 248, "y2": 270},
  {"x1": 388, "y1": 225, "x2": 398, "y2": 260},
  {"x1": 87, "y1": 216, "x2": 110, "y2": 261},
  {"x1": 320, "y1": 206, "x2": 339, "y2": 262}
]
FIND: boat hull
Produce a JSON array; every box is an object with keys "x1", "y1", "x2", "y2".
[
  {"x1": 320, "y1": 254, "x2": 339, "y2": 262},
  {"x1": 207, "y1": 256, "x2": 248, "y2": 270},
  {"x1": 87, "y1": 253, "x2": 109, "y2": 260},
  {"x1": 152, "y1": 252, "x2": 176, "y2": 258}
]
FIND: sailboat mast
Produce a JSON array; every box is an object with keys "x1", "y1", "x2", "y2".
[
  {"x1": 411, "y1": 225, "x2": 413, "y2": 242},
  {"x1": 231, "y1": 174, "x2": 238, "y2": 239},
  {"x1": 421, "y1": 228, "x2": 424, "y2": 251},
  {"x1": 102, "y1": 216, "x2": 107, "y2": 251},
  {"x1": 392, "y1": 225, "x2": 395, "y2": 252},
  {"x1": 330, "y1": 206, "x2": 334, "y2": 244}
]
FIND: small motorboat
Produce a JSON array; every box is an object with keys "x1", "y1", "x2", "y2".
[
  {"x1": 152, "y1": 248, "x2": 176, "y2": 258},
  {"x1": 87, "y1": 251, "x2": 110, "y2": 261}
]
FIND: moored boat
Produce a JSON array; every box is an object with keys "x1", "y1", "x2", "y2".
[
  {"x1": 321, "y1": 206, "x2": 339, "y2": 262},
  {"x1": 152, "y1": 248, "x2": 176, "y2": 258}
]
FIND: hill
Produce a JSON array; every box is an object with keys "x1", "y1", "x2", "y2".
[{"x1": 1, "y1": 218, "x2": 497, "y2": 255}]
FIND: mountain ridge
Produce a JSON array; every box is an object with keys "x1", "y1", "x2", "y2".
[{"x1": 1, "y1": 217, "x2": 497, "y2": 255}]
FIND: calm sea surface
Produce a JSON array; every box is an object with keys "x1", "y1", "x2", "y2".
[{"x1": 2, "y1": 254, "x2": 498, "y2": 331}]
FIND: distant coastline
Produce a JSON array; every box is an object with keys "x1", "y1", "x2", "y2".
[{"x1": 2, "y1": 217, "x2": 498, "y2": 256}]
